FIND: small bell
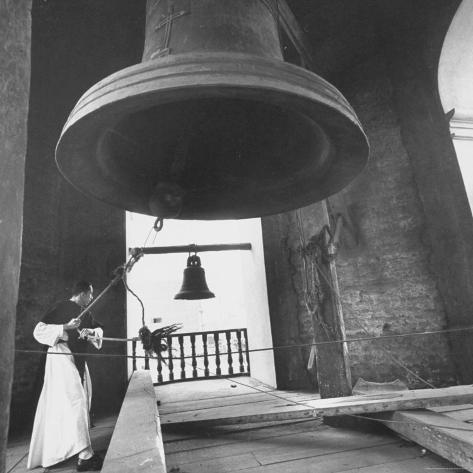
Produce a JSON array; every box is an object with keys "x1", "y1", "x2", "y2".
[{"x1": 174, "y1": 255, "x2": 215, "y2": 300}]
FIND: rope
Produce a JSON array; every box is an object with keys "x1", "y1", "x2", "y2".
[
  {"x1": 15, "y1": 325, "x2": 473, "y2": 359},
  {"x1": 15, "y1": 339, "x2": 473, "y2": 434},
  {"x1": 17, "y1": 346, "x2": 472, "y2": 434},
  {"x1": 15, "y1": 323, "x2": 473, "y2": 359},
  {"x1": 295, "y1": 208, "x2": 436, "y2": 389},
  {"x1": 122, "y1": 276, "x2": 146, "y2": 326}
]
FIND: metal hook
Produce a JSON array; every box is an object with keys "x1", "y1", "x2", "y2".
[{"x1": 153, "y1": 217, "x2": 164, "y2": 232}]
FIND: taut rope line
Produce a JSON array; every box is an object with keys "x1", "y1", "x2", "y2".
[{"x1": 15, "y1": 322, "x2": 473, "y2": 359}]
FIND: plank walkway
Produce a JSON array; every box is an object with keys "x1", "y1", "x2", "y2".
[
  {"x1": 7, "y1": 378, "x2": 473, "y2": 472},
  {"x1": 158, "y1": 378, "x2": 469, "y2": 473},
  {"x1": 157, "y1": 376, "x2": 473, "y2": 426}
]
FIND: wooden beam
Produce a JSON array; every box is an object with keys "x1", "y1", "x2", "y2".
[
  {"x1": 130, "y1": 243, "x2": 252, "y2": 256},
  {"x1": 311, "y1": 205, "x2": 352, "y2": 398},
  {"x1": 102, "y1": 371, "x2": 166, "y2": 473},
  {"x1": 159, "y1": 384, "x2": 473, "y2": 427},
  {"x1": 276, "y1": 2, "x2": 353, "y2": 399},
  {"x1": 376, "y1": 409, "x2": 473, "y2": 473}
]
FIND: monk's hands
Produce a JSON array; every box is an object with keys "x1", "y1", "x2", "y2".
[
  {"x1": 79, "y1": 328, "x2": 94, "y2": 340},
  {"x1": 63, "y1": 318, "x2": 80, "y2": 331}
]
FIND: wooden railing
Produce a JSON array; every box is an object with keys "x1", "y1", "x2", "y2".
[{"x1": 132, "y1": 328, "x2": 250, "y2": 385}]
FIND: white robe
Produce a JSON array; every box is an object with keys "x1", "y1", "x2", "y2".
[{"x1": 27, "y1": 323, "x2": 103, "y2": 469}]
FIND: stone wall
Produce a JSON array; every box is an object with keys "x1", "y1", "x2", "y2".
[
  {"x1": 0, "y1": 0, "x2": 32, "y2": 466},
  {"x1": 11, "y1": 0, "x2": 146, "y2": 432},
  {"x1": 335, "y1": 56, "x2": 457, "y2": 387},
  {"x1": 262, "y1": 1, "x2": 468, "y2": 390}
]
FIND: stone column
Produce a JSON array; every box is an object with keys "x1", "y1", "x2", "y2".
[{"x1": 0, "y1": 0, "x2": 32, "y2": 470}]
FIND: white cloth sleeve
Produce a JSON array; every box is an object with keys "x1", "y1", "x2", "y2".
[
  {"x1": 33, "y1": 322, "x2": 66, "y2": 347},
  {"x1": 88, "y1": 327, "x2": 103, "y2": 350}
]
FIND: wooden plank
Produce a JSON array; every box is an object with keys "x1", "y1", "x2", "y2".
[
  {"x1": 336, "y1": 456, "x2": 459, "y2": 473},
  {"x1": 377, "y1": 409, "x2": 473, "y2": 472},
  {"x1": 156, "y1": 377, "x2": 273, "y2": 404},
  {"x1": 160, "y1": 385, "x2": 473, "y2": 426},
  {"x1": 5, "y1": 442, "x2": 28, "y2": 473},
  {"x1": 430, "y1": 404, "x2": 473, "y2": 422},
  {"x1": 438, "y1": 408, "x2": 473, "y2": 423},
  {"x1": 161, "y1": 396, "x2": 312, "y2": 419},
  {"x1": 252, "y1": 431, "x2": 396, "y2": 466},
  {"x1": 166, "y1": 428, "x2": 395, "y2": 467},
  {"x1": 163, "y1": 419, "x2": 325, "y2": 454},
  {"x1": 102, "y1": 371, "x2": 166, "y2": 473},
  {"x1": 429, "y1": 403, "x2": 473, "y2": 413},
  {"x1": 168, "y1": 443, "x2": 425, "y2": 473},
  {"x1": 166, "y1": 452, "x2": 261, "y2": 473},
  {"x1": 159, "y1": 390, "x2": 321, "y2": 415}
]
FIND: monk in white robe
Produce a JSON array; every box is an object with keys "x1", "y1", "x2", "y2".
[{"x1": 27, "y1": 281, "x2": 104, "y2": 471}]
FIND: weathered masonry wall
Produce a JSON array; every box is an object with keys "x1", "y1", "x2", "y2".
[
  {"x1": 262, "y1": 1, "x2": 469, "y2": 390},
  {"x1": 11, "y1": 0, "x2": 146, "y2": 432},
  {"x1": 0, "y1": 0, "x2": 32, "y2": 466}
]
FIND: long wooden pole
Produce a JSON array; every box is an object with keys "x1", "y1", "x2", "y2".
[
  {"x1": 278, "y1": 1, "x2": 352, "y2": 399},
  {"x1": 130, "y1": 243, "x2": 252, "y2": 256}
]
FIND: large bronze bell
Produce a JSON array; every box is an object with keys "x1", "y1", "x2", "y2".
[
  {"x1": 55, "y1": 0, "x2": 369, "y2": 220},
  {"x1": 174, "y1": 255, "x2": 215, "y2": 300}
]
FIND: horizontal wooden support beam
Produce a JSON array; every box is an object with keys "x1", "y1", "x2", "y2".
[
  {"x1": 375, "y1": 409, "x2": 473, "y2": 472},
  {"x1": 130, "y1": 243, "x2": 252, "y2": 256},
  {"x1": 159, "y1": 384, "x2": 473, "y2": 427}
]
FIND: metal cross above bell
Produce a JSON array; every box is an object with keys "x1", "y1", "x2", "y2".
[
  {"x1": 56, "y1": 0, "x2": 369, "y2": 220},
  {"x1": 174, "y1": 254, "x2": 215, "y2": 300}
]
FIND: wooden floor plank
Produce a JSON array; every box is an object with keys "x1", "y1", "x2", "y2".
[
  {"x1": 342, "y1": 455, "x2": 466, "y2": 473},
  {"x1": 252, "y1": 432, "x2": 396, "y2": 466},
  {"x1": 166, "y1": 452, "x2": 261, "y2": 473},
  {"x1": 163, "y1": 419, "x2": 324, "y2": 454},
  {"x1": 6, "y1": 442, "x2": 29, "y2": 473},
  {"x1": 159, "y1": 391, "x2": 321, "y2": 415},
  {"x1": 172, "y1": 443, "x2": 423, "y2": 473},
  {"x1": 441, "y1": 408, "x2": 473, "y2": 422},
  {"x1": 156, "y1": 377, "x2": 273, "y2": 404},
  {"x1": 428, "y1": 405, "x2": 473, "y2": 422},
  {"x1": 377, "y1": 409, "x2": 473, "y2": 472},
  {"x1": 6, "y1": 416, "x2": 116, "y2": 473},
  {"x1": 165, "y1": 429, "x2": 396, "y2": 466},
  {"x1": 159, "y1": 379, "x2": 462, "y2": 473}
]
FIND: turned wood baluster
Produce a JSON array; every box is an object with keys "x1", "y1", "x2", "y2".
[
  {"x1": 167, "y1": 336, "x2": 174, "y2": 381},
  {"x1": 178, "y1": 335, "x2": 186, "y2": 380},
  {"x1": 236, "y1": 330, "x2": 245, "y2": 373},
  {"x1": 243, "y1": 329, "x2": 251, "y2": 374},
  {"x1": 190, "y1": 334, "x2": 198, "y2": 378},
  {"x1": 214, "y1": 332, "x2": 222, "y2": 376},
  {"x1": 132, "y1": 340, "x2": 137, "y2": 371},
  {"x1": 157, "y1": 348, "x2": 163, "y2": 383},
  {"x1": 225, "y1": 330, "x2": 234, "y2": 375},
  {"x1": 202, "y1": 333, "x2": 210, "y2": 377}
]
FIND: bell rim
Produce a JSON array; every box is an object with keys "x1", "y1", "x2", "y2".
[
  {"x1": 56, "y1": 52, "x2": 370, "y2": 219},
  {"x1": 62, "y1": 52, "x2": 362, "y2": 131}
]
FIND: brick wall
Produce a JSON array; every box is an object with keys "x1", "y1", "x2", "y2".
[{"x1": 262, "y1": 2, "x2": 468, "y2": 391}]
